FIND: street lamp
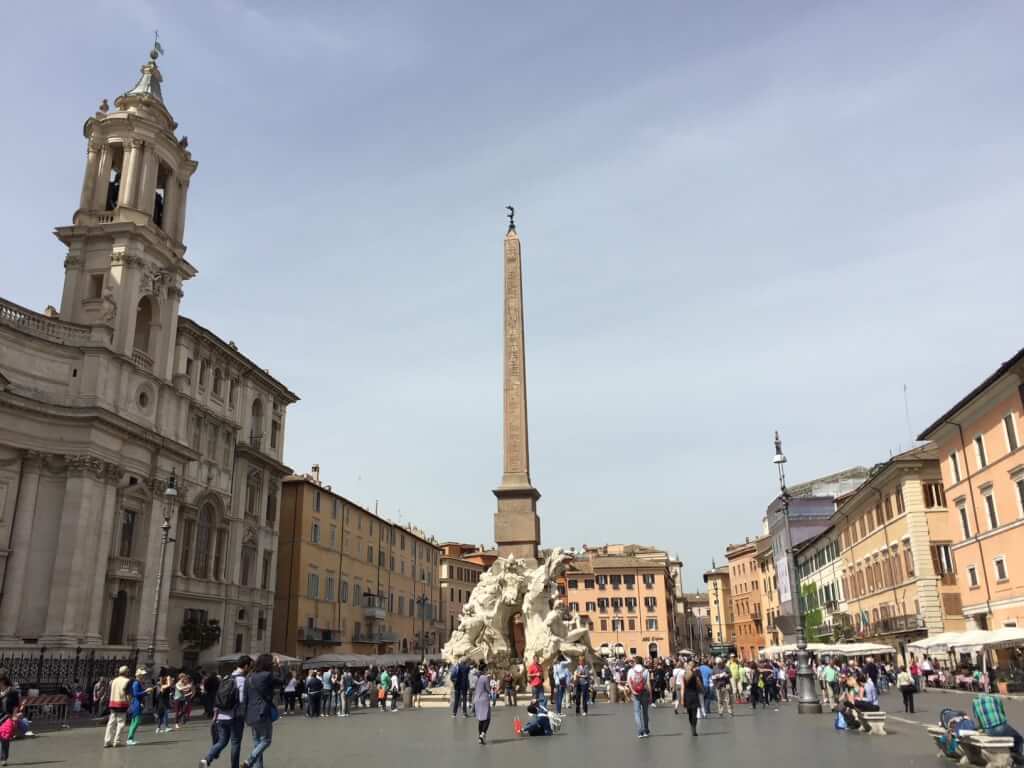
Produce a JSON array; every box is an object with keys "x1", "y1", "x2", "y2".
[
  {"x1": 712, "y1": 578, "x2": 722, "y2": 643},
  {"x1": 773, "y1": 431, "x2": 821, "y2": 714},
  {"x1": 416, "y1": 594, "x2": 429, "y2": 663},
  {"x1": 147, "y1": 471, "x2": 177, "y2": 671}
]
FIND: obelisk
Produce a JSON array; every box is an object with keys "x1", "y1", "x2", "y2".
[{"x1": 493, "y1": 207, "x2": 541, "y2": 559}]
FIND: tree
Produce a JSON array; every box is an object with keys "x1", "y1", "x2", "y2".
[{"x1": 179, "y1": 617, "x2": 222, "y2": 651}]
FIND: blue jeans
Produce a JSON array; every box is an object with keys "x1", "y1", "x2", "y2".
[
  {"x1": 206, "y1": 717, "x2": 244, "y2": 768},
  {"x1": 555, "y1": 682, "x2": 566, "y2": 714},
  {"x1": 575, "y1": 682, "x2": 589, "y2": 714},
  {"x1": 986, "y1": 723, "x2": 1024, "y2": 755},
  {"x1": 452, "y1": 687, "x2": 468, "y2": 715},
  {"x1": 247, "y1": 722, "x2": 273, "y2": 768},
  {"x1": 532, "y1": 685, "x2": 546, "y2": 706},
  {"x1": 703, "y1": 686, "x2": 715, "y2": 714},
  {"x1": 632, "y1": 691, "x2": 650, "y2": 735}
]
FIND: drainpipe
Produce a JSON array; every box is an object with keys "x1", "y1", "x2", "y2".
[{"x1": 948, "y1": 421, "x2": 994, "y2": 626}]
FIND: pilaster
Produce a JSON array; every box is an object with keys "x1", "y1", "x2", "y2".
[
  {"x1": 0, "y1": 452, "x2": 43, "y2": 640},
  {"x1": 42, "y1": 456, "x2": 105, "y2": 644},
  {"x1": 82, "y1": 464, "x2": 124, "y2": 645}
]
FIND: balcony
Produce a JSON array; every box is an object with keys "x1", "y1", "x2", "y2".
[
  {"x1": 297, "y1": 627, "x2": 341, "y2": 645},
  {"x1": 353, "y1": 630, "x2": 398, "y2": 644},
  {"x1": 866, "y1": 614, "x2": 926, "y2": 637},
  {"x1": 131, "y1": 348, "x2": 153, "y2": 372},
  {"x1": 364, "y1": 605, "x2": 386, "y2": 621},
  {"x1": 108, "y1": 556, "x2": 144, "y2": 580},
  {"x1": 940, "y1": 573, "x2": 958, "y2": 587}
]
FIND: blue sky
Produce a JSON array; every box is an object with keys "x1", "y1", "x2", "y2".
[{"x1": 3, "y1": 1, "x2": 1023, "y2": 589}]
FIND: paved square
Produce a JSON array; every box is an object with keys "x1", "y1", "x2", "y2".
[{"x1": 2, "y1": 690, "x2": 1006, "y2": 767}]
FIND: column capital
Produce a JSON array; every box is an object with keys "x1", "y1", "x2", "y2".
[{"x1": 65, "y1": 454, "x2": 108, "y2": 478}]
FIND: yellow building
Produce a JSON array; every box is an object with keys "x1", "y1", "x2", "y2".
[
  {"x1": 272, "y1": 469, "x2": 444, "y2": 659},
  {"x1": 703, "y1": 565, "x2": 733, "y2": 648},
  {"x1": 756, "y1": 538, "x2": 782, "y2": 649},
  {"x1": 833, "y1": 445, "x2": 965, "y2": 654},
  {"x1": 561, "y1": 545, "x2": 678, "y2": 659},
  {"x1": 440, "y1": 543, "x2": 489, "y2": 638}
]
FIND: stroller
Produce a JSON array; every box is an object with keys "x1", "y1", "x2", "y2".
[{"x1": 935, "y1": 708, "x2": 976, "y2": 760}]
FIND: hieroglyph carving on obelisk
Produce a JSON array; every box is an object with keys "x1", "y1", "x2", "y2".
[{"x1": 494, "y1": 208, "x2": 541, "y2": 559}]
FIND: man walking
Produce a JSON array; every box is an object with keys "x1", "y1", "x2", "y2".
[
  {"x1": 200, "y1": 655, "x2": 251, "y2": 768},
  {"x1": 553, "y1": 655, "x2": 570, "y2": 715},
  {"x1": 627, "y1": 657, "x2": 651, "y2": 738},
  {"x1": 573, "y1": 660, "x2": 592, "y2": 716},
  {"x1": 712, "y1": 658, "x2": 733, "y2": 716},
  {"x1": 698, "y1": 658, "x2": 714, "y2": 716},
  {"x1": 103, "y1": 666, "x2": 132, "y2": 748}
]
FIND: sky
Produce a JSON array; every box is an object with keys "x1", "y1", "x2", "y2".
[{"x1": 3, "y1": 1, "x2": 1023, "y2": 590}]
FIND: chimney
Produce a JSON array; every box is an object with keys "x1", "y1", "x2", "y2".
[{"x1": 312, "y1": 464, "x2": 320, "y2": 484}]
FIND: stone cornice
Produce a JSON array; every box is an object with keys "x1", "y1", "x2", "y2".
[{"x1": 0, "y1": 389, "x2": 198, "y2": 464}]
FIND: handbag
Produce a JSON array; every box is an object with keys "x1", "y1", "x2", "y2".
[{"x1": 834, "y1": 711, "x2": 847, "y2": 730}]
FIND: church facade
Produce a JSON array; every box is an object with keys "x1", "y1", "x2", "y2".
[{"x1": 0, "y1": 47, "x2": 297, "y2": 669}]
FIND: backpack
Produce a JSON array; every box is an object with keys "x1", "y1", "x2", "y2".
[
  {"x1": 215, "y1": 678, "x2": 239, "y2": 712},
  {"x1": 628, "y1": 668, "x2": 646, "y2": 695}
]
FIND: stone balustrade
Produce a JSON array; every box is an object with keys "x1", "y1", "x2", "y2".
[
  {"x1": 108, "y1": 556, "x2": 144, "y2": 579},
  {"x1": 0, "y1": 297, "x2": 91, "y2": 345},
  {"x1": 131, "y1": 348, "x2": 154, "y2": 372}
]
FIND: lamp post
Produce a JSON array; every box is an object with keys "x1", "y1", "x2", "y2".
[
  {"x1": 147, "y1": 471, "x2": 177, "y2": 671},
  {"x1": 712, "y1": 579, "x2": 722, "y2": 642},
  {"x1": 773, "y1": 431, "x2": 821, "y2": 714},
  {"x1": 416, "y1": 594, "x2": 429, "y2": 663}
]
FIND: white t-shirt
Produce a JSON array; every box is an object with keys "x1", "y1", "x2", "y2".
[{"x1": 672, "y1": 667, "x2": 685, "y2": 690}]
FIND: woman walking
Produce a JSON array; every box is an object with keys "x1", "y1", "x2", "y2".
[
  {"x1": 174, "y1": 673, "x2": 194, "y2": 729},
  {"x1": 244, "y1": 654, "x2": 282, "y2": 768},
  {"x1": 125, "y1": 668, "x2": 153, "y2": 746},
  {"x1": 897, "y1": 666, "x2": 916, "y2": 713},
  {"x1": 155, "y1": 672, "x2": 173, "y2": 733},
  {"x1": 474, "y1": 661, "x2": 493, "y2": 744},
  {"x1": 283, "y1": 672, "x2": 298, "y2": 714},
  {"x1": 682, "y1": 662, "x2": 703, "y2": 737}
]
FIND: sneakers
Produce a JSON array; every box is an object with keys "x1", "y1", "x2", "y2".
[
  {"x1": 478, "y1": 733, "x2": 486, "y2": 744},
  {"x1": 103, "y1": 743, "x2": 113, "y2": 748},
  {"x1": 126, "y1": 740, "x2": 137, "y2": 746},
  {"x1": 200, "y1": 761, "x2": 209, "y2": 768}
]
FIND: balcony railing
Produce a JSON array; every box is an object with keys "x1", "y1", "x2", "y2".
[
  {"x1": 940, "y1": 573, "x2": 958, "y2": 587},
  {"x1": 131, "y1": 348, "x2": 153, "y2": 372},
  {"x1": 353, "y1": 631, "x2": 398, "y2": 644},
  {"x1": 364, "y1": 605, "x2": 386, "y2": 620},
  {"x1": 0, "y1": 297, "x2": 90, "y2": 345},
  {"x1": 248, "y1": 433, "x2": 263, "y2": 450},
  {"x1": 297, "y1": 627, "x2": 341, "y2": 645},
  {"x1": 108, "y1": 556, "x2": 144, "y2": 579},
  {"x1": 865, "y1": 614, "x2": 926, "y2": 637}
]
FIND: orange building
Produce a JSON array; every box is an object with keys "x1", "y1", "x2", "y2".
[
  {"x1": 919, "y1": 347, "x2": 1024, "y2": 630},
  {"x1": 726, "y1": 537, "x2": 765, "y2": 661},
  {"x1": 561, "y1": 545, "x2": 679, "y2": 660}
]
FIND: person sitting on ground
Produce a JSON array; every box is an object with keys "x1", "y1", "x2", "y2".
[{"x1": 520, "y1": 701, "x2": 553, "y2": 736}]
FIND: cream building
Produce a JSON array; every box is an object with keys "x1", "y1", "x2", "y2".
[
  {"x1": 795, "y1": 525, "x2": 848, "y2": 641},
  {"x1": 703, "y1": 565, "x2": 733, "y2": 648},
  {"x1": 0, "y1": 48, "x2": 297, "y2": 670}
]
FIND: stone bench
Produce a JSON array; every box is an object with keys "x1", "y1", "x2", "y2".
[
  {"x1": 958, "y1": 730, "x2": 1017, "y2": 768},
  {"x1": 928, "y1": 725, "x2": 956, "y2": 758},
  {"x1": 861, "y1": 711, "x2": 887, "y2": 735}
]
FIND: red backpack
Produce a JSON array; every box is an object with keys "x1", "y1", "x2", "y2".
[{"x1": 628, "y1": 668, "x2": 646, "y2": 695}]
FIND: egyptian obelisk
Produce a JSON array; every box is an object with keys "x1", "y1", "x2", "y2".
[{"x1": 493, "y1": 207, "x2": 541, "y2": 559}]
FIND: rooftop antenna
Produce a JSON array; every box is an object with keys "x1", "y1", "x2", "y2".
[{"x1": 903, "y1": 383, "x2": 914, "y2": 445}]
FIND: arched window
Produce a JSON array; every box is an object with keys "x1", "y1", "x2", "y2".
[
  {"x1": 212, "y1": 368, "x2": 223, "y2": 397},
  {"x1": 193, "y1": 503, "x2": 213, "y2": 578},
  {"x1": 240, "y1": 543, "x2": 257, "y2": 586},
  {"x1": 133, "y1": 295, "x2": 155, "y2": 354},
  {"x1": 213, "y1": 524, "x2": 228, "y2": 581}
]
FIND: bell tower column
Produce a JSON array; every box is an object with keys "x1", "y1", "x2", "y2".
[{"x1": 79, "y1": 141, "x2": 101, "y2": 211}]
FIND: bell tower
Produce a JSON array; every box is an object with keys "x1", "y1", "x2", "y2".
[{"x1": 55, "y1": 42, "x2": 198, "y2": 381}]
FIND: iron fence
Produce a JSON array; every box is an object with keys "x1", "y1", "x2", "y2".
[{"x1": 0, "y1": 647, "x2": 140, "y2": 691}]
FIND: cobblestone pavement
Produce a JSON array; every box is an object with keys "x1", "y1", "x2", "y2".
[{"x1": 0, "y1": 688, "x2": 1004, "y2": 768}]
